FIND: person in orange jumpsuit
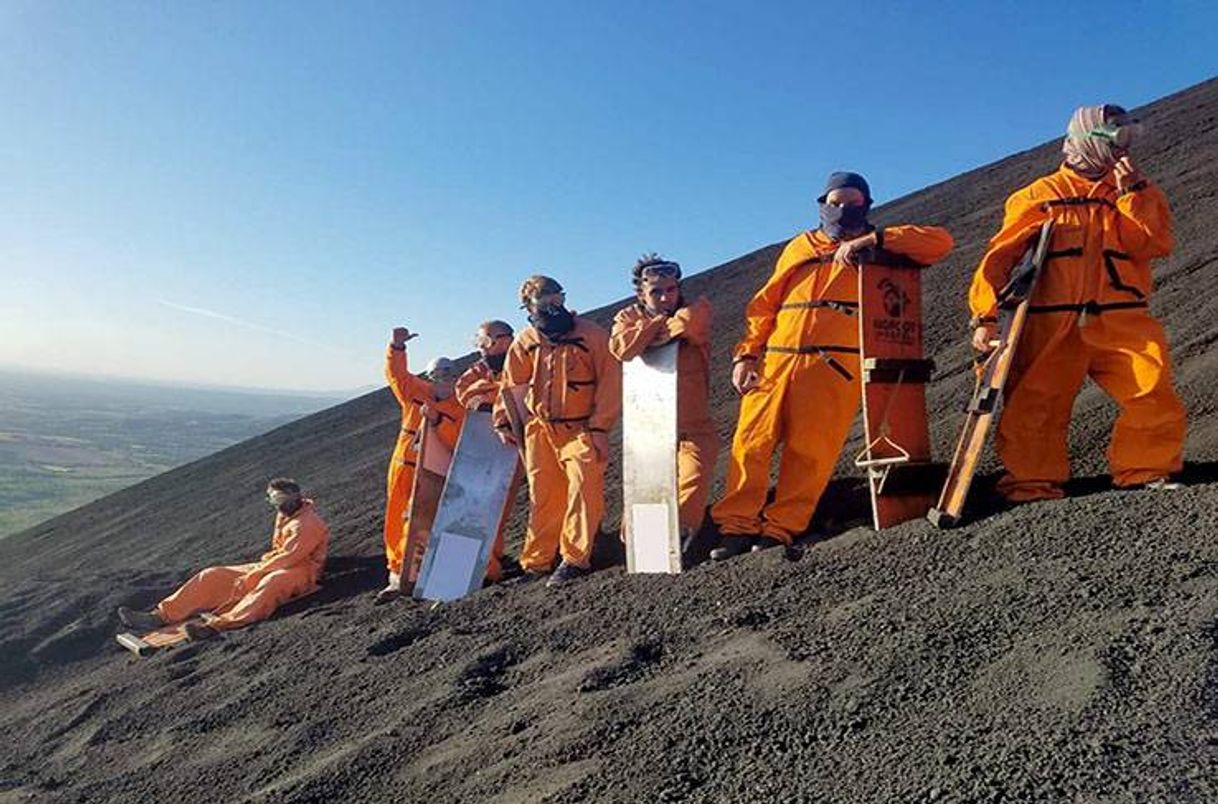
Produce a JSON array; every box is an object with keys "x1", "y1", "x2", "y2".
[
  {"x1": 493, "y1": 275, "x2": 622, "y2": 587},
  {"x1": 116, "y1": 478, "x2": 329, "y2": 640},
  {"x1": 378, "y1": 327, "x2": 466, "y2": 601},
  {"x1": 452, "y1": 318, "x2": 516, "y2": 583},
  {"x1": 455, "y1": 320, "x2": 514, "y2": 411},
  {"x1": 711, "y1": 172, "x2": 953, "y2": 559},
  {"x1": 609, "y1": 254, "x2": 718, "y2": 542},
  {"x1": 969, "y1": 104, "x2": 1186, "y2": 502}
]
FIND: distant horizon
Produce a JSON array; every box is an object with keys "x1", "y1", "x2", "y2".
[{"x1": 0, "y1": 362, "x2": 372, "y2": 399}]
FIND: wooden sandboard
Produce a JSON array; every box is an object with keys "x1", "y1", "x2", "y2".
[
  {"x1": 929, "y1": 220, "x2": 1055, "y2": 528},
  {"x1": 414, "y1": 411, "x2": 523, "y2": 601},
  {"x1": 856, "y1": 249, "x2": 937, "y2": 529},
  {"x1": 621, "y1": 341, "x2": 681, "y2": 574},
  {"x1": 402, "y1": 420, "x2": 454, "y2": 585}
]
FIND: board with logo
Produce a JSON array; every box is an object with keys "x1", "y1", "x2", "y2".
[{"x1": 855, "y1": 249, "x2": 939, "y2": 529}]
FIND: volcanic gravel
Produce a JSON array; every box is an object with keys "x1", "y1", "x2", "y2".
[{"x1": 2, "y1": 77, "x2": 1217, "y2": 803}]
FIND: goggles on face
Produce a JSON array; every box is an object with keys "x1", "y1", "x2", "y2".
[
  {"x1": 639, "y1": 261, "x2": 681, "y2": 281},
  {"x1": 267, "y1": 490, "x2": 298, "y2": 506},
  {"x1": 524, "y1": 290, "x2": 566, "y2": 310},
  {"x1": 1071, "y1": 119, "x2": 1143, "y2": 150},
  {"x1": 473, "y1": 331, "x2": 513, "y2": 349}
]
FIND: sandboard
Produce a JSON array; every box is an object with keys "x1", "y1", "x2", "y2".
[
  {"x1": 621, "y1": 341, "x2": 681, "y2": 573},
  {"x1": 116, "y1": 587, "x2": 320, "y2": 656},
  {"x1": 116, "y1": 623, "x2": 193, "y2": 656},
  {"x1": 855, "y1": 248, "x2": 938, "y2": 529},
  {"x1": 929, "y1": 219, "x2": 1056, "y2": 529},
  {"x1": 414, "y1": 411, "x2": 523, "y2": 601},
  {"x1": 402, "y1": 420, "x2": 454, "y2": 586}
]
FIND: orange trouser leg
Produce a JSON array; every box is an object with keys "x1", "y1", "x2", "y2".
[
  {"x1": 554, "y1": 425, "x2": 605, "y2": 569},
  {"x1": 520, "y1": 420, "x2": 566, "y2": 572},
  {"x1": 156, "y1": 563, "x2": 258, "y2": 624},
  {"x1": 759, "y1": 356, "x2": 860, "y2": 543},
  {"x1": 677, "y1": 431, "x2": 719, "y2": 533},
  {"x1": 382, "y1": 449, "x2": 417, "y2": 574},
  {"x1": 205, "y1": 569, "x2": 315, "y2": 631},
  {"x1": 996, "y1": 318, "x2": 1089, "y2": 502},
  {"x1": 1085, "y1": 313, "x2": 1186, "y2": 486},
  {"x1": 712, "y1": 356, "x2": 794, "y2": 537}
]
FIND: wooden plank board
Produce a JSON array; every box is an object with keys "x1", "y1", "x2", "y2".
[
  {"x1": 857, "y1": 249, "x2": 936, "y2": 529},
  {"x1": 929, "y1": 220, "x2": 1055, "y2": 528},
  {"x1": 402, "y1": 420, "x2": 453, "y2": 586}
]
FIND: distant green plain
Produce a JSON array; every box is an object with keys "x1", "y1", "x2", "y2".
[{"x1": 0, "y1": 370, "x2": 344, "y2": 538}]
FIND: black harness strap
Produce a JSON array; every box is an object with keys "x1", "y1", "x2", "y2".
[
  {"x1": 778, "y1": 299, "x2": 859, "y2": 315},
  {"x1": 763, "y1": 344, "x2": 857, "y2": 381},
  {"x1": 1102, "y1": 249, "x2": 1145, "y2": 299},
  {"x1": 1042, "y1": 197, "x2": 1117, "y2": 211},
  {"x1": 1028, "y1": 300, "x2": 1148, "y2": 314}
]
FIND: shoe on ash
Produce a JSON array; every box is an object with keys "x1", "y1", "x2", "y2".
[
  {"x1": 750, "y1": 536, "x2": 786, "y2": 553},
  {"x1": 545, "y1": 561, "x2": 589, "y2": 588},
  {"x1": 183, "y1": 620, "x2": 220, "y2": 642},
  {"x1": 374, "y1": 572, "x2": 403, "y2": 604},
  {"x1": 1141, "y1": 477, "x2": 1184, "y2": 491},
  {"x1": 710, "y1": 536, "x2": 756, "y2": 561},
  {"x1": 117, "y1": 606, "x2": 165, "y2": 631}
]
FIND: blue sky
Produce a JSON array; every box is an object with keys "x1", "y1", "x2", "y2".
[{"x1": 2, "y1": 1, "x2": 1214, "y2": 392}]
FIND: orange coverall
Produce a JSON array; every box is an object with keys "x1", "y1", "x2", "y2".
[
  {"x1": 494, "y1": 317, "x2": 622, "y2": 572},
  {"x1": 453, "y1": 358, "x2": 509, "y2": 580},
  {"x1": 383, "y1": 346, "x2": 465, "y2": 576},
  {"x1": 712, "y1": 226, "x2": 953, "y2": 543},
  {"x1": 610, "y1": 296, "x2": 718, "y2": 532},
  {"x1": 156, "y1": 499, "x2": 329, "y2": 631},
  {"x1": 969, "y1": 165, "x2": 1185, "y2": 501}
]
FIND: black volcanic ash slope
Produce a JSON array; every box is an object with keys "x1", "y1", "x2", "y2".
[{"x1": 1, "y1": 77, "x2": 1217, "y2": 803}]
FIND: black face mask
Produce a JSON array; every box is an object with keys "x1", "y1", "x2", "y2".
[
  {"x1": 530, "y1": 304, "x2": 575, "y2": 338},
  {"x1": 819, "y1": 202, "x2": 870, "y2": 239},
  {"x1": 484, "y1": 352, "x2": 507, "y2": 373}
]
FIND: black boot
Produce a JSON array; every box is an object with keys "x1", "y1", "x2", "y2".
[{"x1": 710, "y1": 536, "x2": 756, "y2": 561}]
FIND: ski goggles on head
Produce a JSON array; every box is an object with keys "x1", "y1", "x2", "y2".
[
  {"x1": 266, "y1": 490, "x2": 298, "y2": 507},
  {"x1": 473, "y1": 331, "x2": 512, "y2": 349},
  {"x1": 638, "y1": 260, "x2": 682, "y2": 281},
  {"x1": 523, "y1": 290, "x2": 566, "y2": 310}
]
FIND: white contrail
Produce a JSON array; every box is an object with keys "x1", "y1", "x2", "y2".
[{"x1": 157, "y1": 299, "x2": 345, "y2": 352}]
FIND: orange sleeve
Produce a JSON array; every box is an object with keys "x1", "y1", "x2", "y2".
[
  {"x1": 455, "y1": 364, "x2": 499, "y2": 409},
  {"x1": 492, "y1": 337, "x2": 533, "y2": 430},
  {"x1": 1115, "y1": 180, "x2": 1173, "y2": 260},
  {"x1": 588, "y1": 331, "x2": 622, "y2": 433},
  {"x1": 735, "y1": 235, "x2": 815, "y2": 360},
  {"x1": 384, "y1": 346, "x2": 427, "y2": 408},
  {"x1": 968, "y1": 184, "x2": 1052, "y2": 320},
  {"x1": 666, "y1": 296, "x2": 712, "y2": 346},
  {"x1": 252, "y1": 517, "x2": 326, "y2": 576},
  {"x1": 609, "y1": 305, "x2": 669, "y2": 362},
  {"x1": 881, "y1": 225, "x2": 954, "y2": 265}
]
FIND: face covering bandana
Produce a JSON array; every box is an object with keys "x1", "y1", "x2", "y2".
[
  {"x1": 819, "y1": 202, "x2": 870, "y2": 240},
  {"x1": 529, "y1": 304, "x2": 575, "y2": 338},
  {"x1": 1062, "y1": 105, "x2": 1141, "y2": 180},
  {"x1": 484, "y1": 352, "x2": 507, "y2": 373}
]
